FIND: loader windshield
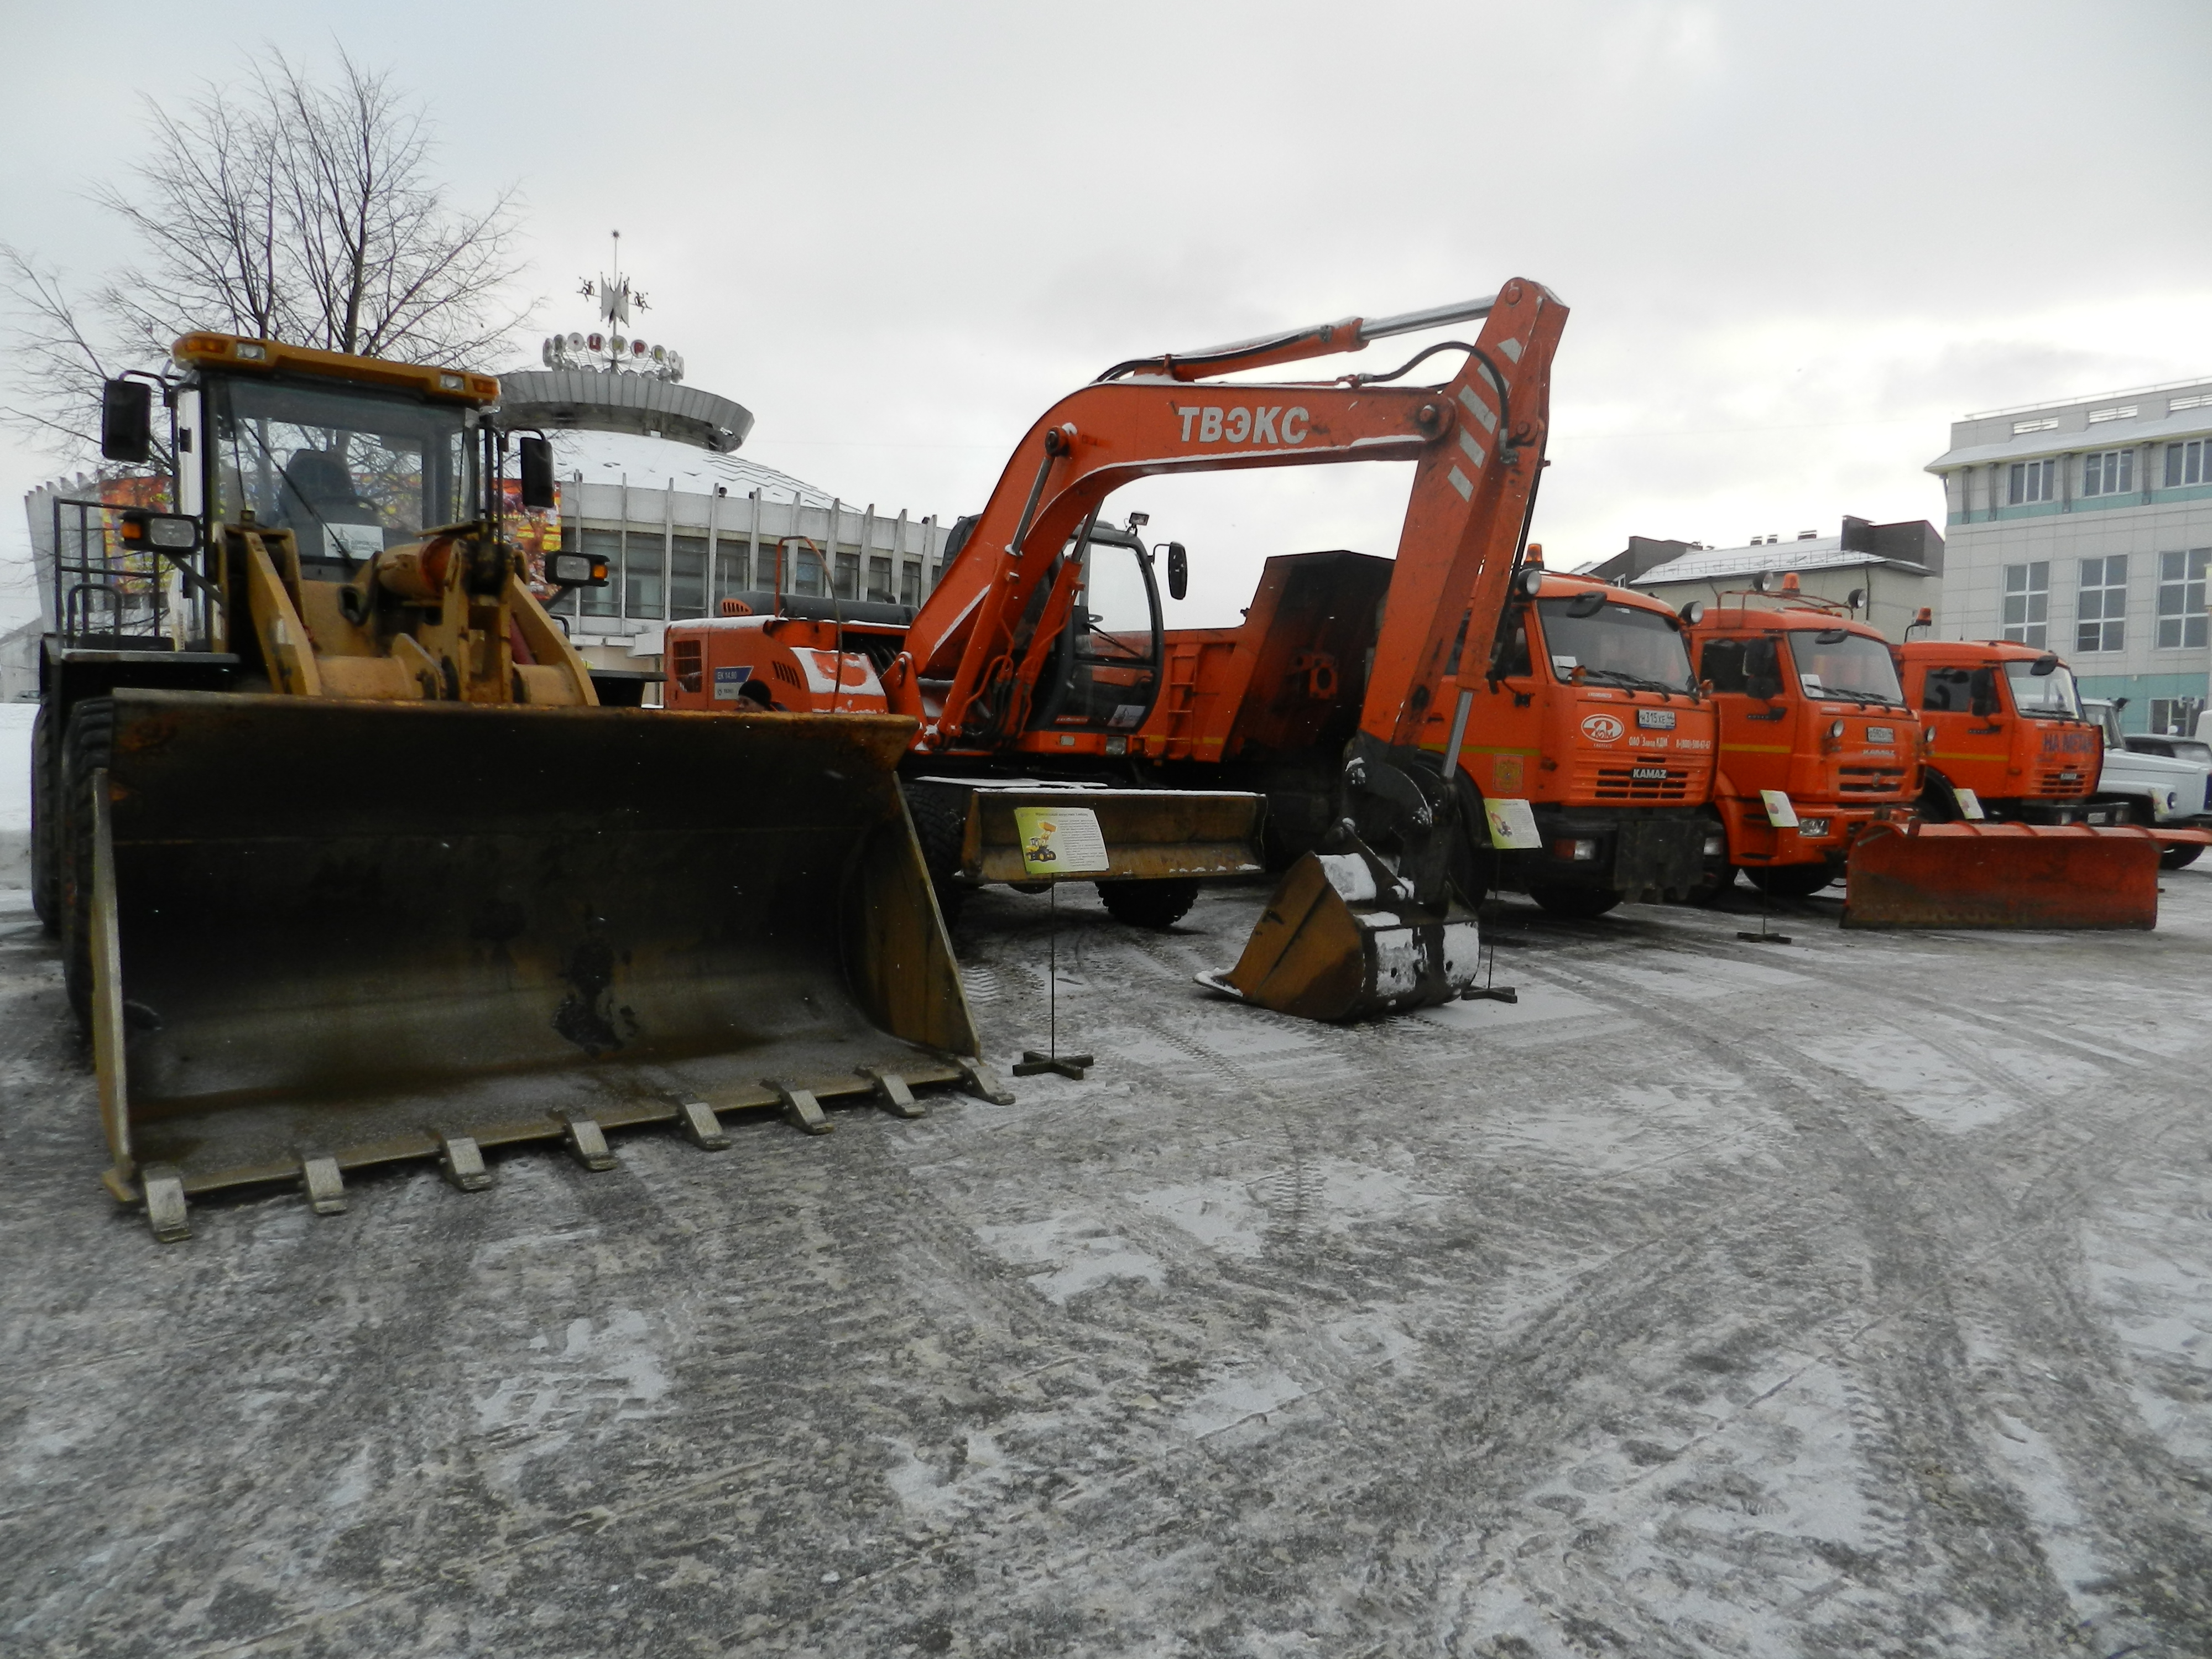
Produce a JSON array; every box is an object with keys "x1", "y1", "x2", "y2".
[
  {"x1": 2005, "y1": 658, "x2": 2083, "y2": 719},
  {"x1": 1789, "y1": 629, "x2": 1905, "y2": 706},
  {"x1": 207, "y1": 375, "x2": 478, "y2": 571},
  {"x1": 1537, "y1": 597, "x2": 1696, "y2": 693}
]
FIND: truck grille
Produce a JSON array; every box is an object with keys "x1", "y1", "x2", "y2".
[
  {"x1": 1590, "y1": 766, "x2": 1692, "y2": 802},
  {"x1": 2034, "y1": 769, "x2": 2089, "y2": 797},
  {"x1": 1837, "y1": 766, "x2": 1906, "y2": 796}
]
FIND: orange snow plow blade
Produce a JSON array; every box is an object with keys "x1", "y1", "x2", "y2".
[{"x1": 1843, "y1": 820, "x2": 2166, "y2": 930}]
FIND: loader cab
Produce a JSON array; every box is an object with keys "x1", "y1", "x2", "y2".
[
  {"x1": 180, "y1": 341, "x2": 493, "y2": 582},
  {"x1": 1023, "y1": 520, "x2": 1165, "y2": 748}
]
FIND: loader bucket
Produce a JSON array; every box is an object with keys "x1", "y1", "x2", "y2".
[
  {"x1": 1196, "y1": 838, "x2": 1480, "y2": 1021},
  {"x1": 89, "y1": 690, "x2": 979, "y2": 1213},
  {"x1": 1843, "y1": 820, "x2": 2159, "y2": 930}
]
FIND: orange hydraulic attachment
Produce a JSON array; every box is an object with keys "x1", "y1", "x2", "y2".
[{"x1": 1843, "y1": 820, "x2": 2180, "y2": 929}]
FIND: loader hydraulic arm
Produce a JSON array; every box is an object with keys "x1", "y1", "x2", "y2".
[{"x1": 903, "y1": 279, "x2": 1567, "y2": 769}]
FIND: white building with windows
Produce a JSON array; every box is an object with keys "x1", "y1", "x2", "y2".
[{"x1": 1927, "y1": 378, "x2": 2212, "y2": 735}]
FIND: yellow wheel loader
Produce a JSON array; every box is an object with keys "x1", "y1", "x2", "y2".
[{"x1": 38, "y1": 335, "x2": 989, "y2": 1240}]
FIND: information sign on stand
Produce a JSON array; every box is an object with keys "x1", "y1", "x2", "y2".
[
  {"x1": 1009, "y1": 806, "x2": 1103, "y2": 1079},
  {"x1": 1484, "y1": 797, "x2": 1542, "y2": 851}
]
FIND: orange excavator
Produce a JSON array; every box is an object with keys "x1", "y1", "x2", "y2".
[{"x1": 667, "y1": 278, "x2": 1570, "y2": 1018}]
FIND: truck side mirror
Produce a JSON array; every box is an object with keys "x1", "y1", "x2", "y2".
[
  {"x1": 517, "y1": 435, "x2": 556, "y2": 510},
  {"x1": 1744, "y1": 637, "x2": 1782, "y2": 701},
  {"x1": 2030, "y1": 653, "x2": 2059, "y2": 677},
  {"x1": 1968, "y1": 666, "x2": 1999, "y2": 717},
  {"x1": 1166, "y1": 541, "x2": 1187, "y2": 602},
  {"x1": 101, "y1": 378, "x2": 153, "y2": 463}
]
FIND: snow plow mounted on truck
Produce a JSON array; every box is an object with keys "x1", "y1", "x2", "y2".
[
  {"x1": 34, "y1": 335, "x2": 981, "y2": 1238},
  {"x1": 1841, "y1": 638, "x2": 2207, "y2": 928}
]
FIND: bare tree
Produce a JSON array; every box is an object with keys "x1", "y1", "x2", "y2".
[{"x1": 2, "y1": 48, "x2": 531, "y2": 461}]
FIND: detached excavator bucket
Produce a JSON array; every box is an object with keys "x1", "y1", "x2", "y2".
[
  {"x1": 1843, "y1": 820, "x2": 2161, "y2": 930},
  {"x1": 1196, "y1": 837, "x2": 1479, "y2": 1021},
  {"x1": 89, "y1": 690, "x2": 980, "y2": 1227}
]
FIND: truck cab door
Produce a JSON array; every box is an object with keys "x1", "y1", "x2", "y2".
[{"x1": 1918, "y1": 663, "x2": 2010, "y2": 794}]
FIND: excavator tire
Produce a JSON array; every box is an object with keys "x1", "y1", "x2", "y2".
[
  {"x1": 903, "y1": 779, "x2": 971, "y2": 929},
  {"x1": 1096, "y1": 877, "x2": 1198, "y2": 930},
  {"x1": 80, "y1": 690, "x2": 979, "y2": 1207},
  {"x1": 1528, "y1": 883, "x2": 1621, "y2": 920},
  {"x1": 59, "y1": 696, "x2": 114, "y2": 1019},
  {"x1": 30, "y1": 703, "x2": 59, "y2": 934}
]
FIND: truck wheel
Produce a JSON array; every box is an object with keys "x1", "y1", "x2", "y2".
[
  {"x1": 1916, "y1": 778, "x2": 1958, "y2": 823},
  {"x1": 901, "y1": 780, "x2": 970, "y2": 930},
  {"x1": 60, "y1": 697, "x2": 116, "y2": 1028},
  {"x1": 1749, "y1": 863, "x2": 1835, "y2": 899},
  {"x1": 1527, "y1": 883, "x2": 1621, "y2": 920},
  {"x1": 1097, "y1": 878, "x2": 1198, "y2": 930},
  {"x1": 2160, "y1": 843, "x2": 2203, "y2": 870},
  {"x1": 30, "y1": 705, "x2": 59, "y2": 934}
]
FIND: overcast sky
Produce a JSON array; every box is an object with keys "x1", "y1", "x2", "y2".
[{"x1": 6, "y1": 0, "x2": 2210, "y2": 629}]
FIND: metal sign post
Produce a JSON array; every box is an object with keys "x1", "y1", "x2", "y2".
[{"x1": 1010, "y1": 806, "x2": 1102, "y2": 1079}]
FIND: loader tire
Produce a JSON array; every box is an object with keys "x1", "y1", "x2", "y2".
[
  {"x1": 2161, "y1": 842, "x2": 2203, "y2": 870},
  {"x1": 1097, "y1": 877, "x2": 1198, "y2": 930},
  {"x1": 60, "y1": 697, "x2": 115, "y2": 1029},
  {"x1": 1528, "y1": 883, "x2": 1621, "y2": 920},
  {"x1": 904, "y1": 779, "x2": 970, "y2": 930},
  {"x1": 31, "y1": 704, "x2": 59, "y2": 934}
]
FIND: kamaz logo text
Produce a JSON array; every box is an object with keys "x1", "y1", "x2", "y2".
[{"x1": 1177, "y1": 405, "x2": 1310, "y2": 445}]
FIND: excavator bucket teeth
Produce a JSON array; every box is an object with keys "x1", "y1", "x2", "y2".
[
  {"x1": 1843, "y1": 820, "x2": 2160, "y2": 930},
  {"x1": 91, "y1": 690, "x2": 976, "y2": 1204},
  {"x1": 1197, "y1": 839, "x2": 1479, "y2": 1021}
]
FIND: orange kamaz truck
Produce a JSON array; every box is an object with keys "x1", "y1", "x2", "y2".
[
  {"x1": 1684, "y1": 591, "x2": 1921, "y2": 899},
  {"x1": 1142, "y1": 551, "x2": 1719, "y2": 918}
]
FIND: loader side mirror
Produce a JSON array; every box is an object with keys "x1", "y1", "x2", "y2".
[
  {"x1": 517, "y1": 435, "x2": 556, "y2": 510},
  {"x1": 1166, "y1": 541, "x2": 1187, "y2": 602},
  {"x1": 1968, "y1": 666, "x2": 1999, "y2": 717},
  {"x1": 1744, "y1": 637, "x2": 1782, "y2": 701},
  {"x1": 101, "y1": 378, "x2": 154, "y2": 463}
]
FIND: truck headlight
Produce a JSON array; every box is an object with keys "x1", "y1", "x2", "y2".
[
  {"x1": 1799, "y1": 818, "x2": 1832, "y2": 838},
  {"x1": 1551, "y1": 838, "x2": 1600, "y2": 862},
  {"x1": 548, "y1": 551, "x2": 608, "y2": 587},
  {"x1": 1702, "y1": 832, "x2": 1725, "y2": 857}
]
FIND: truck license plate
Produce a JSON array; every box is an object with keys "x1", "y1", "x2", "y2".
[{"x1": 1866, "y1": 725, "x2": 1894, "y2": 743}]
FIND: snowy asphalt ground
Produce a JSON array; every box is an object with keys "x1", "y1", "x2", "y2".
[{"x1": 2, "y1": 870, "x2": 2209, "y2": 1658}]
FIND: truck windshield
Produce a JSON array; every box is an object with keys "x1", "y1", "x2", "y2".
[
  {"x1": 2005, "y1": 659, "x2": 2083, "y2": 719},
  {"x1": 1791, "y1": 630, "x2": 1904, "y2": 706},
  {"x1": 207, "y1": 375, "x2": 478, "y2": 571},
  {"x1": 1537, "y1": 598, "x2": 1695, "y2": 692}
]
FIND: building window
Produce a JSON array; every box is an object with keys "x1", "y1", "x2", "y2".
[
  {"x1": 900, "y1": 560, "x2": 922, "y2": 608},
  {"x1": 624, "y1": 535, "x2": 665, "y2": 620},
  {"x1": 2001, "y1": 561, "x2": 2048, "y2": 646},
  {"x1": 2081, "y1": 449, "x2": 2134, "y2": 497},
  {"x1": 2075, "y1": 555, "x2": 2127, "y2": 652},
  {"x1": 867, "y1": 555, "x2": 894, "y2": 604},
  {"x1": 2148, "y1": 697, "x2": 2204, "y2": 737},
  {"x1": 669, "y1": 534, "x2": 707, "y2": 619},
  {"x1": 579, "y1": 528, "x2": 620, "y2": 618},
  {"x1": 2165, "y1": 439, "x2": 2209, "y2": 488},
  {"x1": 2157, "y1": 549, "x2": 2210, "y2": 649},
  {"x1": 2008, "y1": 458, "x2": 2057, "y2": 504}
]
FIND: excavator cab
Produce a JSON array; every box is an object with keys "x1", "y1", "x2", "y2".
[{"x1": 1024, "y1": 520, "x2": 1164, "y2": 738}]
